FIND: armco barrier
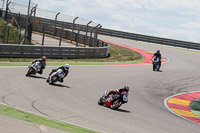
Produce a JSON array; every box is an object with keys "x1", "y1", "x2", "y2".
[
  {"x1": 99, "y1": 28, "x2": 200, "y2": 50},
  {"x1": 0, "y1": 44, "x2": 110, "y2": 59}
]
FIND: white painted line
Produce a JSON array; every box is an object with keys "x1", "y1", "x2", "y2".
[{"x1": 164, "y1": 90, "x2": 200, "y2": 125}]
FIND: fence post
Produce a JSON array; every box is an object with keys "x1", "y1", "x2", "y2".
[
  {"x1": 6, "y1": 26, "x2": 10, "y2": 44},
  {"x1": 4, "y1": 0, "x2": 11, "y2": 20},
  {"x1": 94, "y1": 25, "x2": 102, "y2": 47},
  {"x1": 90, "y1": 24, "x2": 100, "y2": 47},
  {"x1": 53, "y1": 12, "x2": 60, "y2": 37},
  {"x1": 2, "y1": 22, "x2": 8, "y2": 44},
  {"x1": 84, "y1": 21, "x2": 92, "y2": 47},
  {"x1": 59, "y1": 23, "x2": 64, "y2": 46},
  {"x1": 42, "y1": 24, "x2": 45, "y2": 46},
  {"x1": 71, "y1": 17, "x2": 78, "y2": 43},
  {"x1": 76, "y1": 29, "x2": 80, "y2": 47}
]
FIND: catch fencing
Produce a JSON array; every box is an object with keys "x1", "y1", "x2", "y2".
[
  {"x1": 0, "y1": 0, "x2": 110, "y2": 59},
  {"x1": 1, "y1": 0, "x2": 105, "y2": 48}
]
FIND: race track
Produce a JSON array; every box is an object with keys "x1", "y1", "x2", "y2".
[{"x1": 1, "y1": 36, "x2": 200, "y2": 133}]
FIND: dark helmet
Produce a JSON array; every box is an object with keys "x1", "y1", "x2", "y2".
[
  {"x1": 157, "y1": 50, "x2": 160, "y2": 53},
  {"x1": 124, "y1": 85, "x2": 130, "y2": 92},
  {"x1": 42, "y1": 56, "x2": 46, "y2": 61},
  {"x1": 64, "y1": 64, "x2": 70, "y2": 70}
]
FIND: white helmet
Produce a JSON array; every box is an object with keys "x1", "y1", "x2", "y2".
[{"x1": 64, "y1": 64, "x2": 70, "y2": 70}]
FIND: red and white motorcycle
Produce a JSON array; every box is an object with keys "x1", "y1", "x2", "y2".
[{"x1": 98, "y1": 91, "x2": 128, "y2": 110}]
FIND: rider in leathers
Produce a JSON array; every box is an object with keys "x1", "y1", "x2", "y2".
[
  {"x1": 31, "y1": 56, "x2": 46, "y2": 74},
  {"x1": 48, "y1": 64, "x2": 69, "y2": 83},
  {"x1": 153, "y1": 50, "x2": 162, "y2": 69},
  {"x1": 104, "y1": 85, "x2": 130, "y2": 100}
]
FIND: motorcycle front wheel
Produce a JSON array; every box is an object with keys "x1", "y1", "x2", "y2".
[
  {"x1": 98, "y1": 97, "x2": 104, "y2": 105},
  {"x1": 49, "y1": 76, "x2": 58, "y2": 85},
  {"x1": 26, "y1": 68, "x2": 34, "y2": 76},
  {"x1": 111, "y1": 100, "x2": 122, "y2": 110}
]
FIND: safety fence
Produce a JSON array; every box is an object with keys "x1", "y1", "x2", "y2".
[
  {"x1": 0, "y1": 0, "x2": 104, "y2": 48},
  {"x1": 0, "y1": 44, "x2": 110, "y2": 58},
  {"x1": 98, "y1": 28, "x2": 200, "y2": 50}
]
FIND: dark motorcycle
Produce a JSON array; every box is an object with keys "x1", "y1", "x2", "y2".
[
  {"x1": 26, "y1": 61, "x2": 41, "y2": 76},
  {"x1": 47, "y1": 69, "x2": 65, "y2": 84},
  {"x1": 152, "y1": 57, "x2": 160, "y2": 71},
  {"x1": 98, "y1": 91, "x2": 128, "y2": 110}
]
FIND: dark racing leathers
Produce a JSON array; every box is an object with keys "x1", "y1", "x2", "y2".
[
  {"x1": 153, "y1": 53, "x2": 162, "y2": 68},
  {"x1": 104, "y1": 88, "x2": 129, "y2": 100},
  {"x1": 49, "y1": 66, "x2": 69, "y2": 82},
  {"x1": 32, "y1": 59, "x2": 46, "y2": 74}
]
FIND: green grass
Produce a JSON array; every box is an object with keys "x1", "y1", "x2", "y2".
[
  {"x1": 0, "y1": 60, "x2": 146, "y2": 67},
  {"x1": 189, "y1": 98, "x2": 200, "y2": 119},
  {"x1": 191, "y1": 110, "x2": 200, "y2": 118},
  {"x1": 0, "y1": 18, "x2": 22, "y2": 44},
  {"x1": 0, "y1": 104, "x2": 99, "y2": 133}
]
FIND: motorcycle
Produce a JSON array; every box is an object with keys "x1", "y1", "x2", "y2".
[
  {"x1": 47, "y1": 69, "x2": 65, "y2": 84},
  {"x1": 152, "y1": 57, "x2": 160, "y2": 71},
  {"x1": 26, "y1": 61, "x2": 41, "y2": 76},
  {"x1": 98, "y1": 91, "x2": 128, "y2": 110}
]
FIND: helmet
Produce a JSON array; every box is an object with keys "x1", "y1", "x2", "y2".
[
  {"x1": 124, "y1": 85, "x2": 130, "y2": 92},
  {"x1": 157, "y1": 50, "x2": 160, "y2": 53},
  {"x1": 42, "y1": 56, "x2": 46, "y2": 61},
  {"x1": 64, "y1": 64, "x2": 70, "y2": 70}
]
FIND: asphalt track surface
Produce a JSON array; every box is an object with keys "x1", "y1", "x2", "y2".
[{"x1": 1, "y1": 36, "x2": 200, "y2": 133}]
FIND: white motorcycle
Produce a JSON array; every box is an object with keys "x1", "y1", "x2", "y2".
[
  {"x1": 26, "y1": 61, "x2": 41, "y2": 76},
  {"x1": 152, "y1": 57, "x2": 160, "y2": 71},
  {"x1": 47, "y1": 69, "x2": 65, "y2": 84}
]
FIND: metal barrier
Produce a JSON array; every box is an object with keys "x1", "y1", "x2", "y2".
[
  {"x1": 0, "y1": 44, "x2": 110, "y2": 58},
  {"x1": 98, "y1": 28, "x2": 200, "y2": 50}
]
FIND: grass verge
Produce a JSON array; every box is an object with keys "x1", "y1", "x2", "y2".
[
  {"x1": 0, "y1": 18, "x2": 22, "y2": 44},
  {"x1": 0, "y1": 60, "x2": 146, "y2": 67},
  {"x1": 189, "y1": 98, "x2": 200, "y2": 118},
  {"x1": 0, "y1": 104, "x2": 99, "y2": 133}
]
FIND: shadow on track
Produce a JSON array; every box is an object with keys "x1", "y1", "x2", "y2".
[
  {"x1": 50, "y1": 83, "x2": 71, "y2": 88},
  {"x1": 113, "y1": 108, "x2": 131, "y2": 113},
  {"x1": 155, "y1": 70, "x2": 163, "y2": 72},
  {"x1": 28, "y1": 75, "x2": 47, "y2": 79}
]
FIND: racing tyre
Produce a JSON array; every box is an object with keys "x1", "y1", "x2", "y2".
[
  {"x1": 111, "y1": 100, "x2": 122, "y2": 110},
  {"x1": 26, "y1": 68, "x2": 34, "y2": 77},
  {"x1": 98, "y1": 97, "x2": 104, "y2": 105}
]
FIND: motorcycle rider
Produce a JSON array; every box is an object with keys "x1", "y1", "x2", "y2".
[
  {"x1": 31, "y1": 56, "x2": 46, "y2": 74},
  {"x1": 104, "y1": 85, "x2": 130, "y2": 100},
  {"x1": 48, "y1": 64, "x2": 69, "y2": 83},
  {"x1": 153, "y1": 50, "x2": 162, "y2": 69}
]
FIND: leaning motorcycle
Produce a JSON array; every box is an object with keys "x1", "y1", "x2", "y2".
[
  {"x1": 26, "y1": 61, "x2": 41, "y2": 76},
  {"x1": 152, "y1": 57, "x2": 160, "y2": 71},
  {"x1": 47, "y1": 69, "x2": 65, "y2": 84},
  {"x1": 98, "y1": 91, "x2": 128, "y2": 110}
]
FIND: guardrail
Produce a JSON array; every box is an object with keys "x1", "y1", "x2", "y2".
[
  {"x1": 0, "y1": 44, "x2": 110, "y2": 58},
  {"x1": 98, "y1": 28, "x2": 200, "y2": 50}
]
